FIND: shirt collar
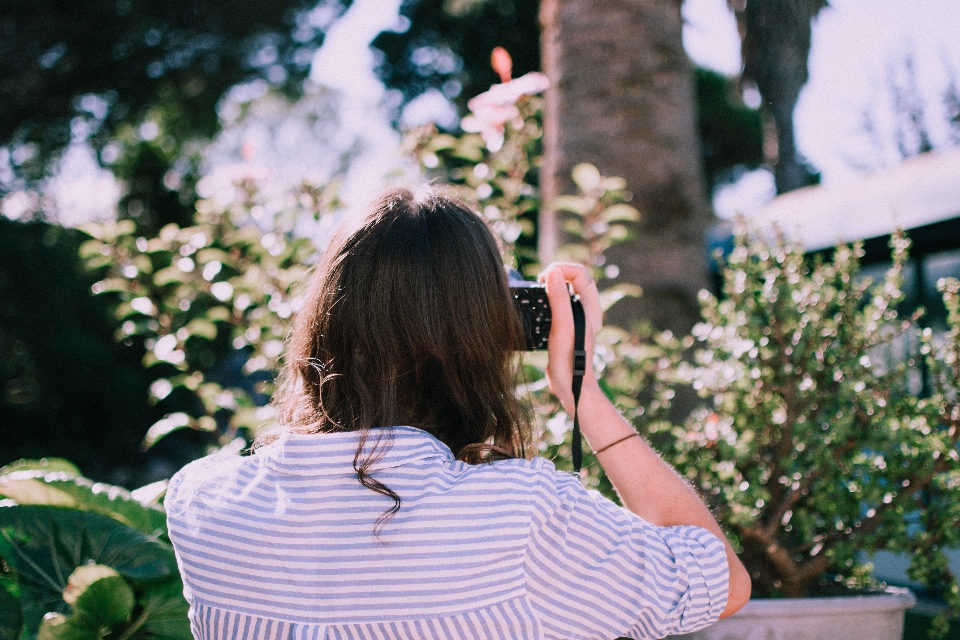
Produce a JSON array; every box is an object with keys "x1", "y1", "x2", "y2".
[{"x1": 257, "y1": 426, "x2": 456, "y2": 476}]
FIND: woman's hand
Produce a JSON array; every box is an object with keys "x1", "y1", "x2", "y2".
[{"x1": 539, "y1": 263, "x2": 603, "y2": 414}]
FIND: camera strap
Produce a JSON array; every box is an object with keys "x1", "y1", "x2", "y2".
[{"x1": 571, "y1": 296, "x2": 586, "y2": 476}]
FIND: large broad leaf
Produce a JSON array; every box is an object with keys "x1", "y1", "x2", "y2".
[
  {"x1": 0, "y1": 472, "x2": 167, "y2": 537},
  {"x1": 135, "y1": 576, "x2": 192, "y2": 640},
  {"x1": 0, "y1": 505, "x2": 176, "y2": 638},
  {"x1": 0, "y1": 459, "x2": 81, "y2": 479}
]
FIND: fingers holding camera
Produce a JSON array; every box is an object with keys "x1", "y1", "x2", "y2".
[{"x1": 541, "y1": 263, "x2": 602, "y2": 329}]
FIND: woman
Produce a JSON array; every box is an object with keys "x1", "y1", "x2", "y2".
[{"x1": 166, "y1": 186, "x2": 750, "y2": 639}]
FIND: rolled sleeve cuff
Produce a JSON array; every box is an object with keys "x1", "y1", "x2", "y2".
[{"x1": 631, "y1": 524, "x2": 730, "y2": 638}]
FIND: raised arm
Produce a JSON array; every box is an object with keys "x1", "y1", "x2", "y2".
[{"x1": 541, "y1": 263, "x2": 751, "y2": 619}]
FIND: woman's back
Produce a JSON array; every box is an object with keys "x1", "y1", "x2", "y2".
[{"x1": 166, "y1": 427, "x2": 728, "y2": 640}]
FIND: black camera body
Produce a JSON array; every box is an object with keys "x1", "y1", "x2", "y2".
[
  {"x1": 511, "y1": 283, "x2": 551, "y2": 350},
  {"x1": 508, "y1": 269, "x2": 559, "y2": 350}
]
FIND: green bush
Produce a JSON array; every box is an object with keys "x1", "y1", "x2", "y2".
[
  {"x1": 648, "y1": 228, "x2": 960, "y2": 634},
  {"x1": 80, "y1": 175, "x2": 341, "y2": 451}
]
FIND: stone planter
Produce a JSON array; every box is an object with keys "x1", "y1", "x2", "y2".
[{"x1": 669, "y1": 588, "x2": 916, "y2": 640}]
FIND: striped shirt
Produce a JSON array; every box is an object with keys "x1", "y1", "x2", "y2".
[{"x1": 166, "y1": 427, "x2": 728, "y2": 639}]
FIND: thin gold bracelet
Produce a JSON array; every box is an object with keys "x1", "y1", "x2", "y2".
[{"x1": 593, "y1": 432, "x2": 640, "y2": 455}]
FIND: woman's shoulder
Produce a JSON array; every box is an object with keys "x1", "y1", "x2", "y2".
[
  {"x1": 468, "y1": 455, "x2": 583, "y2": 495},
  {"x1": 165, "y1": 451, "x2": 252, "y2": 510}
]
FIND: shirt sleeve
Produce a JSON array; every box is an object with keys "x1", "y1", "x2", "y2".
[{"x1": 522, "y1": 460, "x2": 729, "y2": 640}]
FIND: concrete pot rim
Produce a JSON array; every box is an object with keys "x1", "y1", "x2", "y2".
[{"x1": 731, "y1": 587, "x2": 917, "y2": 619}]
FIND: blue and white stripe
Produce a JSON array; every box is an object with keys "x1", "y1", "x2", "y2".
[{"x1": 166, "y1": 426, "x2": 728, "y2": 639}]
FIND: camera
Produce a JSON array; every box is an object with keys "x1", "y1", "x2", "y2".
[{"x1": 508, "y1": 269, "x2": 554, "y2": 350}]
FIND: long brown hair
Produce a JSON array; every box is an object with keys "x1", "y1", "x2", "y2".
[{"x1": 263, "y1": 186, "x2": 532, "y2": 518}]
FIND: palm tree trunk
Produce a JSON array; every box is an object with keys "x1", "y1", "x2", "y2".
[
  {"x1": 540, "y1": 0, "x2": 711, "y2": 333},
  {"x1": 736, "y1": 0, "x2": 827, "y2": 194}
]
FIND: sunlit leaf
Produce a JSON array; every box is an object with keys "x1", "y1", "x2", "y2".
[
  {"x1": 63, "y1": 565, "x2": 134, "y2": 628},
  {"x1": 607, "y1": 224, "x2": 630, "y2": 241},
  {"x1": 0, "y1": 472, "x2": 167, "y2": 536},
  {"x1": 599, "y1": 284, "x2": 643, "y2": 312},
  {"x1": 93, "y1": 277, "x2": 130, "y2": 294},
  {"x1": 184, "y1": 319, "x2": 218, "y2": 340},
  {"x1": 571, "y1": 163, "x2": 601, "y2": 192},
  {"x1": 195, "y1": 248, "x2": 233, "y2": 266},
  {"x1": 426, "y1": 133, "x2": 458, "y2": 151},
  {"x1": 551, "y1": 195, "x2": 592, "y2": 216},
  {"x1": 206, "y1": 306, "x2": 231, "y2": 322},
  {"x1": 130, "y1": 480, "x2": 168, "y2": 505},
  {"x1": 77, "y1": 240, "x2": 105, "y2": 260},
  {"x1": 0, "y1": 459, "x2": 80, "y2": 480},
  {"x1": 600, "y1": 203, "x2": 640, "y2": 223},
  {"x1": 36, "y1": 613, "x2": 90, "y2": 640},
  {"x1": 142, "y1": 413, "x2": 193, "y2": 450},
  {"x1": 153, "y1": 267, "x2": 185, "y2": 287},
  {"x1": 453, "y1": 137, "x2": 485, "y2": 162}
]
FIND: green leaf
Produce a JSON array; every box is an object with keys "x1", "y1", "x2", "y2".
[
  {"x1": 600, "y1": 203, "x2": 640, "y2": 223},
  {"x1": 206, "y1": 306, "x2": 231, "y2": 322},
  {"x1": 0, "y1": 473, "x2": 167, "y2": 537},
  {"x1": 40, "y1": 572, "x2": 189, "y2": 640},
  {"x1": 184, "y1": 319, "x2": 218, "y2": 340},
  {"x1": 0, "y1": 505, "x2": 175, "y2": 637},
  {"x1": 571, "y1": 163, "x2": 601, "y2": 192},
  {"x1": 551, "y1": 195, "x2": 592, "y2": 216},
  {"x1": 0, "y1": 579, "x2": 23, "y2": 640},
  {"x1": 607, "y1": 224, "x2": 631, "y2": 241},
  {"x1": 36, "y1": 613, "x2": 91, "y2": 640},
  {"x1": 0, "y1": 459, "x2": 81, "y2": 480},
  {"x1": 195, "y1": 248, "x2": 233, "y2": 266},
  {"x1": 153, "y1": 267, "x2": 184, "y2": 287},
  {"x1": 129, "y1": 481, "x2": 168, "y2": 506},
  {"x1": 426, "y1": 133, "x2": 458, "y2": 151},
  {"x1": 142, "y1": 413, "x2": 193, "y2": 451},
  {"x1": 64, "y1": 565, "x2": 134, "y2": 629},
  {"x1": 599, "y1": 284, "x2": 643, "y2": 312},
  {"x1": 452, "y1": 137, "x2": 484, "y2": 162},
  {"x1": 95, "y1": 278, "x2": 132, "y2": 294},
  {"x1": 115, "y1": 220, "x2": 136, "y2": 237},
  {"x1": 136, "y1": 576, "x2": 192, "y2": 640}
]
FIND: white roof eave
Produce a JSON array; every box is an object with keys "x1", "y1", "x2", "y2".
[{"x1": 747, "y1": 146, "x2": 960, "y2": 252}]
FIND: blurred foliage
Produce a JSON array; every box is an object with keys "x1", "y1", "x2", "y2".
[
  {"x1": 695, "y1": 68, "x2": 765, "y2": 190},
  {"x1": 80, "y1": 172, "x2": 341, "y2": 451},
  {"x1": 0, "y1": 458, "x2": 189, "y2": 640},
  {"x1": 372, "y1": 0, "x2": 541, "y2": 115},
  {"x1": 0, "y1": 0, "x2": 350, "y2": 231},
  {"x1": 374, "y1": 1, "x2": 762, "y2": 195},
  {"x1": 0, "y1": 219, "x2": 157, "y2": 483},
  {"x1": 402, "y1": 78, "x2": 545, "y2": 268}
]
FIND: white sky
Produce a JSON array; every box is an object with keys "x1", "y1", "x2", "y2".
[
  {"x1": 3, "y1": 0, "x2": 960, "y2": 226},
  {"x1": 796, "y1": 0, "x2": 960, "y2": 183}
]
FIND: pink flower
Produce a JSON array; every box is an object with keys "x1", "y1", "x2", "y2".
[{"x1": 460, "y1": 72, "x2": 549, "y2": 152}]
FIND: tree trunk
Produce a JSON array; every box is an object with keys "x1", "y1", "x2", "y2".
[
  {"x1": 736, "y1": 0, "x2": 827, "y2": 194},
  {"x1": 539, "y1": 0, "x2": 711, "y2": 334}
]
